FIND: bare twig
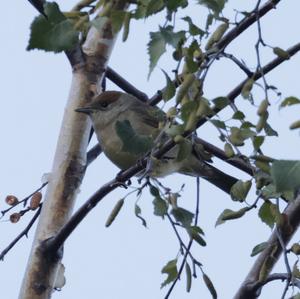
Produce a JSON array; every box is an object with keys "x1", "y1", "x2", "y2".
[
  {"x1": 106, "y1": 67, "x2": 149, "y2": 101},
  {"x1": 0, "y1": 206, "x2": 42, "y2": 261},
  {"x1": 1, "y1": 183, "x2": 47, "y2": 218},
  {"x1": 165, "y1": 177, "x2": 202, "y2": 298},
  {"x1": 221, "y1": 52, "x2": 254, "y2": 77},
  {"x1": 71, "y1": 0, "x2": 97, "y2": 12}
]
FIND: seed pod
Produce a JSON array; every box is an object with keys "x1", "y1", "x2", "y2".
[
  {"x1": 196, "y1": 99, "x2": 212, "y2": 117},
  {"x1": 105, "y1": 198, "x2": 124, "y2": 227},
  {"x1": 256, "y1": 112, "x2": 268, "y2": 132},
  {"x1": 185, "y1": 110, "x2": 198, "y2": 132},
  {"x1": 175, "y1": 73, "x2": 195, "y2": 104},
  {"x1": 257, "y1": 99, "x2": 269, "y2": 116},
  {"x1": 273, "y1": 47, "x2": 290, "y2": 60},
  {"x1": 241, "y1": 78, "x2": 254, "y2": 99},
  {"x1": 10, "y1": 213, "x2": 21, "y2": 223},
  {"x1": 30, "y1": 192, "x2": 42, "y2": 210},
  {"x1": 5, "y1": 195, "x2": 19, "y2": 206},
  {"x1": 185, "y1": 263, "x2": 192, "y2": 292},
  {"x1": 290, "y1": 120, "x2": 300, "y2": 130},
  {"x1": 205, "y1": 23, "x2": 229, "y2": 50}
]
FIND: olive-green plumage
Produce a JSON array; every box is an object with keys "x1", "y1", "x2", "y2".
[{"x1": 76, "y1": 91, "x2": 237, "y2": 194}]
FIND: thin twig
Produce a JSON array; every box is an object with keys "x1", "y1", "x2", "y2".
[
  {"x1": 0, "y1": 206, "x2": 42, "y2": 261},
  {"x1": 106, "y1": 67, "x2": 149, "y2": 101},
  {"x1": 1, "y1": 182, "x2": 47, "y2": 218},
  {"x1": 221, "y1": 52, "x2": 254, "y2": 77}
]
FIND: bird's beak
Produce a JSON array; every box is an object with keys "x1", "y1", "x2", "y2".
[{"x1": 75, "y1": 107, "x2": 93, "y2": 115}]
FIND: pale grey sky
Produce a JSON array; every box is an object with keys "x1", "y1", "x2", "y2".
[{"x1": 1, "y1": 1, "x2": 300, "y2": 298}]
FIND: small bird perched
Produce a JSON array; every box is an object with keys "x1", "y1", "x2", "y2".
[{"x1": 76, "y1": 91, "x2": 238, "y2": 194}]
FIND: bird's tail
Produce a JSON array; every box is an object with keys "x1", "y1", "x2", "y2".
[
  {"x1": 204, "y1": 164, "x2": 238, "y2": 194},
  {"x1": 182, "y1": 161, "x2": 238, "y2": 194}
]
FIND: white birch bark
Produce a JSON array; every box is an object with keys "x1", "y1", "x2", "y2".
[{"x1": 19, "y1": 2, "x2": 127, "y2": 298}]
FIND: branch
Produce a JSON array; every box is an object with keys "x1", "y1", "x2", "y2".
[
  {"x1": 106, "y1": 67, "x2": 149, "y2": 101},
  {"x1": 46, "y1": 41, "x2": 300, "y2": 254},
  {"x1": 71, "y1": 0, "x2": 97, "y2": 11},
  {"x1": 216, "y1": 0, "x2": 280, "y2": 51},
  {"x1": 233, "y1": 193, "x2": 300, "y2": 299},
  {"x1": 0, "y1": 206, "x2": 41, "y2": 261},
  {"x1": 27, "y1": 0, "x2": 47, "y2": 18}
]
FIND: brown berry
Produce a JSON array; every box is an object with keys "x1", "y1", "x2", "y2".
[
  {"x1": 5, "y1": 195, "x2": 19, "y2": 206},
  {"x1": 10, "y1": 213, "x2": 21, "y2": 223},
  {"x1": 30, "y1": 192, "x2": 42, "y2": 210}
]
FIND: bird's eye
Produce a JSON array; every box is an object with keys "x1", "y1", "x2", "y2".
[{"x1": 100, "y1": 101, "x2": 109, "y2": 108}]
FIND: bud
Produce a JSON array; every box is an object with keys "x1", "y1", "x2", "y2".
[
  {"x1": 30, "y1": 192, "x2": 42, "y2": 210},
  {"x1": 5, "y1": 195, "x2": 19, "y2": 206},
  {"x1": 10, "y1": 213, "x2": 21, "y2": 223}
]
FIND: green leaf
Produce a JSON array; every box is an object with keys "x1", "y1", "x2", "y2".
[
  {"x1": 176, "y1": 139, "x2": 192, "y2": 162},
  {"x1": 212, "y1": 96, "x2": 229, "y2": 109},
  {"x1": 181, "y1": 101, "x2": 198, "y2": 122},
  {"x1": 161, "y1": 259, "x2": 178, "y2": 288},
  {"x1": 171, "y1": 207, "x2": 194, "y2": 227},
  {"x1": 146, "y1": 0, "x2": 165, "y2": 16},
  {"x1": 258, "y1": 201, "x2": 276, "y2": 229},
  {"x1": 250, "y1": 242, "x2": 268, "y2": 257},
  {"x1": 188, "y1": 226, "x2": 206, "y2": 246},
  {"x1": 153, "y1": 196, "x2": 168, "y2": 217},
  {"x1": 150, "y1": 186, "x2": 160, "y2": 196},
  {"x1": 27, "y1": 2, "x2": 79, "y2": 52},
  {"x1": 115, "y1": 120, "x2": 153, "y2": 155},
  {"x1": 264, "y1": 122, "x2": 278, "y2": 136},
  {"x1": 160, "y1": 26, "x2": 186, "y2": 48},
  {"x1": 202, "y1": 273, "x2": 217, "y2": 299},
  {"x1": 230, "y1": 180, "x2": 252, "y2": 202},
  {"x1": 166, "y1": 0, "x2": 188, "y2": 11},
  {"x1": 109, "y1": 11, "x2": 126, "y2": 33},
  {"x1": 210, "y1": 119, "x2": 226, "y2": 129},
  {"x1": 134, "y1": 204, "x2": 147, "y2": 227},
  {"x1": 280, "y1": 96, "x2": 300, "y2": 108},
  {"x1": 215, "y1": 208, "x2": 248, "y2": 226},
  {"x1": 241, "y1": 121, "x2": 255, "y2": 129},
  {"x1": 253, "y1": 136, "x2": 264, "y2": 151},
  {"x1": 271, "y1": 160, "x2": 300, "y2": 192},
  {"x1": 198, "y1": 0, "x2": 227, "y2": 15},
  {"x1": 232, "y1": 111, "x2": 245, "y2": 120},
  {"x1": 161, "y1": 70, "x2": 176, "y2": 101},
  {"x1": 148, "y1": 31, "x2": 166, "y2": 78},
  {"x1": 229, "y1": 127, "x2": 255, "y2": 146},
  {"x1": 182, "y1": 16, "x2": 205, "y2": 36},
  {"x1": 261, "y1": 184, "x2": 281, "y2": 200}
]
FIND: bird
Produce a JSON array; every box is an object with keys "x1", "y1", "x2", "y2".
[{"x1": 76, "y1": 91, "x2": 238, "y2": 194}]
